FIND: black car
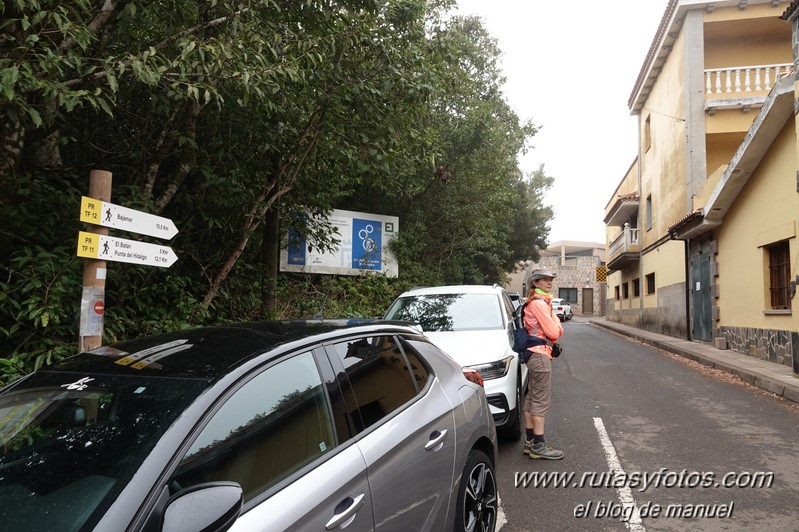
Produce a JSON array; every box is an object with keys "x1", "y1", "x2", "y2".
[{"x1": 0, "y1": 320, "x2": 498, "y2": 532}]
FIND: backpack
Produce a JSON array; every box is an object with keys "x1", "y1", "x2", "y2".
[{"x1": 512, "y1": 301, "x2": 546, "y2": 361}]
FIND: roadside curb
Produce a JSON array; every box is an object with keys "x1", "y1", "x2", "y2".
[{"x1": 588, "y1": 318, "x2": 799, "y2": 406}]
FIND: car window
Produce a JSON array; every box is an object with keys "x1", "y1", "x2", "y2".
[
  {"x1": 0, "y1": 373, "x2": 205, "y2": 532},
  {"x1": 500, "y1": 292, "x2": 515, "y2": 321},
  {"x1": 385, "y1": 293, "x2": 504, "y2": 331},
  {"x1": 327, "y1": 335, "x2": 426, "y2": 433},
  {"x1": 171, "y1": 351, "x2": 335, "y2": 503}
]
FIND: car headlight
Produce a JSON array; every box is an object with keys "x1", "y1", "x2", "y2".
[{"x1": 466, "y1": 356, "x2": 513, "y2": 381}]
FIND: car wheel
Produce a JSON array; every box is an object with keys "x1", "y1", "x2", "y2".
[
  {"x1": 455, "y1": 450, "x2": 497, "y2": 532},
  {"x1": 497, "y1": 374, "x2": 522, "y2": 441}
]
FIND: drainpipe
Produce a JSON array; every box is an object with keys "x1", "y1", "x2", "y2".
[{"x1": 683, "y1": 238, "x2": 691, "y2": 341}]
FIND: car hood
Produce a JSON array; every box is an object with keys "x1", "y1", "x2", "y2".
[{"x1": 423, "y1": 329, "x2": 511, "y2": 367}]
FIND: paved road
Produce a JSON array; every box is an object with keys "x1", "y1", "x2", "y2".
[{"x1": 496, "y1": 318, "x2": 799, "y2": 531}]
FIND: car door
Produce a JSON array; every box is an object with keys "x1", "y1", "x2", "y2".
[
  {"x1": 325, "y1": 334, "x2": 457, "y2": 531},
  {"x1": 502, "y1": 291, "x2": 527, "y2": 386},
  {"x1": 230, "y1": 444, "x2": 372, "y2": 532},
  {"x1": 168, "y1": 349, "x2": 375, "y2": 532}
]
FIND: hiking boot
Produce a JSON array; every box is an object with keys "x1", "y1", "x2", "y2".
[
  {"x1": 528, "y1": 441, "x2": 564, "y2": 460},
  {"x1": 522, "y1": 439, "x2": 533, "y2": 456}
]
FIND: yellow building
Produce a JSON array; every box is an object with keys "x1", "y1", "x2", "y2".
[{"x1": 604, "y1": 0, "x2": 798, "y2": 371}]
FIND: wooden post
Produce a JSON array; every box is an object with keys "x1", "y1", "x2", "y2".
[{"x1": 79, "y1": 170, "x2": 112, "y2": 352}]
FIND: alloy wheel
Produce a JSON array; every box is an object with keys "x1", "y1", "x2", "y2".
[{"x1": 462, "y1": 459, "x2": 497, "y2": 532}]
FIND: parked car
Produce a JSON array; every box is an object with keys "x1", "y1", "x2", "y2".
[
  {"x1": 0, "y1": 320, "x2": 498, "y2": 532},
  {"x1": 384, "y1": 285, "x2": 527, "y2": 440},
  {"x1": 552, "y1": 298, "x2": 573, "y2": 321}
]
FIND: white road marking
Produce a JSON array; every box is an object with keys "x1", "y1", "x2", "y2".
[
  {"x1": 496, "y1": 493, "x2": 508, "y2": 529},
  {"x1": 593, "y1": 417, "x2": 647, "y2": 532}
]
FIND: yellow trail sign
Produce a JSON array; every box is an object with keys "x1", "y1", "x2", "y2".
[{"x1": 76, "y1": 231, "x2": 178, "y2": 267}]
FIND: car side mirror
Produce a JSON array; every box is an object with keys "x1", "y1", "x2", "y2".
[{"x1": 162, "y1": 482, "x2": 243, "y2": 532}]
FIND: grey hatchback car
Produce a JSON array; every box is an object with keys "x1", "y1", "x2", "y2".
[{"x1": 0, "y1": 320, "x2": 498, "y2": 532}]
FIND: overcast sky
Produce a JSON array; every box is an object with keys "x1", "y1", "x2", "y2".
[{"x1": 453, "y1": 1, "x2": 667, "y2": 244}]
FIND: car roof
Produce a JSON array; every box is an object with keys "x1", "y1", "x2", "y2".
[
  {"x1": 398, "y1": 285, "x2": 507, "y2": 296},
  {"x1": 45, "y1": 320, "x2": 420, "y2": 381}
]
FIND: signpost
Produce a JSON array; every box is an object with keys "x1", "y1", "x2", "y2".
[
  {"x1": 80, "y1": 196, "x2": 178, "y2": 239},
  {"x1": 77, "y1": 231, "x2": 178, "y2": 268},
  {"x1": 78, "y1": 171, "x2": 181, "y2": 351}
]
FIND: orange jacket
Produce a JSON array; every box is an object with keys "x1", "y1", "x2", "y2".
[{"x1": 524, "y1": 294, "x2": 563, "y2": 359}]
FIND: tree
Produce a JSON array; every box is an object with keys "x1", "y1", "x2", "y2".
[{"x1": 339, "y1": 14, "x2": 548, "y2": 286}]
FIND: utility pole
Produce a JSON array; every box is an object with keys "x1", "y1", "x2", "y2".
[{"x1": 78, "y1": 170, "x2": 111, "y2": 351}]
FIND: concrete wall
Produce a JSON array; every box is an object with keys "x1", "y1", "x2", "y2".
[
  {"x1": 639, "y1": 22, "x2": 689, "y2": 248},
  {"x1": 606, "y1": 281, "x2": 686, "y2": 338},
  {"x1": 704, "y1": 4, "x2": 792, "y2": 70}
]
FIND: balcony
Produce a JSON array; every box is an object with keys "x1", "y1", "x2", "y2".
[
  {"x1": 705, "y1": 63, "x2": 792, "y2": 113},
  {"x1": 604, "y1": 193, "x2": 638, "y2": 227},
  {"x1": 607, "y1": 224, "x2": 640, "y2": 272}
]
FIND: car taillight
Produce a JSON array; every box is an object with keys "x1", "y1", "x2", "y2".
[{"x1": 463, "y1": 369, "x2": 484, "y2": 387}]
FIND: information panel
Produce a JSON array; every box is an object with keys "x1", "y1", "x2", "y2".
[{"x1": 280, "y1": 209, "x2": 398, "y2": 277}]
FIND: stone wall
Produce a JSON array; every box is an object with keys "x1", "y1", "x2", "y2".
[
  {"x1": 718, "y1": 326, "x2": 796, "y2": 369},
  {"x1": 537, "y1": 255, "x2": 605, "y2": 316}
]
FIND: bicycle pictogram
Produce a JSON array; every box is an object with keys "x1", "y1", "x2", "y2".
[{"x1": 358, "y1": 224, "x2": 376, "y2": 253}]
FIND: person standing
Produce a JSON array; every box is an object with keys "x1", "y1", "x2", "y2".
[{"x1": 522, "y1": 269, "x2": 564, "y2": 460}]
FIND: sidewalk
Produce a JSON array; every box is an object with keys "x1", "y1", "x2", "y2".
[{"x1": 587, "y1": 317, "x2": 799, "y2": 405}]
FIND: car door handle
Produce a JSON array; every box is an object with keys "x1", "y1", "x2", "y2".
[
  {"x1": 424, "y1": 429, "x2": 448, "y2": 451},
  {"x1": 325, "y1": 493, "x2": 366, "y2": 530}
]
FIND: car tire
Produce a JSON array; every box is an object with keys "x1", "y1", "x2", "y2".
[
  {"x1": 498, "y1": 374, "x2": 522, "y2": 441},
  {"x1": 455, "y1": 450, "x2": 497, "y2": 532}
]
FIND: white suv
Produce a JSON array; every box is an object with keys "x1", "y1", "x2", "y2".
[{"x1": 384, "y1": 285, "x2": 527, "y2": 440}]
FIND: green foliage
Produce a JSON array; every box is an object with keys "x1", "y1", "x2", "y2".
[
  {"x1": 0, "y1": 246, "x2": 82, "y2": 386},
  {"x1": 272, "y1": 274, "x2": 412, "y2": 321}
]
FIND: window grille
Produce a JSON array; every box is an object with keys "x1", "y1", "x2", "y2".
[{"x1": 768, "y1": 241, "x2": 791, "y2": 310}]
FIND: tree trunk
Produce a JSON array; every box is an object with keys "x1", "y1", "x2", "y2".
[
  {"x1": 261, "y1": 155, "x2": 281, "y2": 318},
  {"x1": 0, "y1": 118, "x2": 24, "y2": 175}
]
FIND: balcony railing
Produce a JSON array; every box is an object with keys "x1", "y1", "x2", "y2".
[
  {"x1": 607, "y1": 225, "x2": 640, "y2": 271},
  {"x1": 705, "y1": 63, "x2": 792, "y2": 96}
]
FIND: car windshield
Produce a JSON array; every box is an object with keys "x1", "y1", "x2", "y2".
[
  {"x1": 0, "y1": 372, "x2": 206, "y2": 532},
  {"x1": 385, "y1": 293, "x2": 503, "y2": 332}
]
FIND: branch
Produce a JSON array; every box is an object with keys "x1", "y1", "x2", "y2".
[
  {"x1": 62, "y1": 12, "x2": 241, "y2": 89},
  {"x1": 200, "y1": 104, "x2": 324, "y2": 309},
  {"x1": 143, "y1": 108, "x2": 181, "y2": 198},
  {"x1": 60, "y1": 1, "x2": 121, "y2": 52},
  {"x1": 153, "y1": 101, "x2": 202, "y2": 214}
]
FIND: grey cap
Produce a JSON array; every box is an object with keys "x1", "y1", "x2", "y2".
[{"x1": 530, "y1": 269, "x2": 557, "y2": 281}]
